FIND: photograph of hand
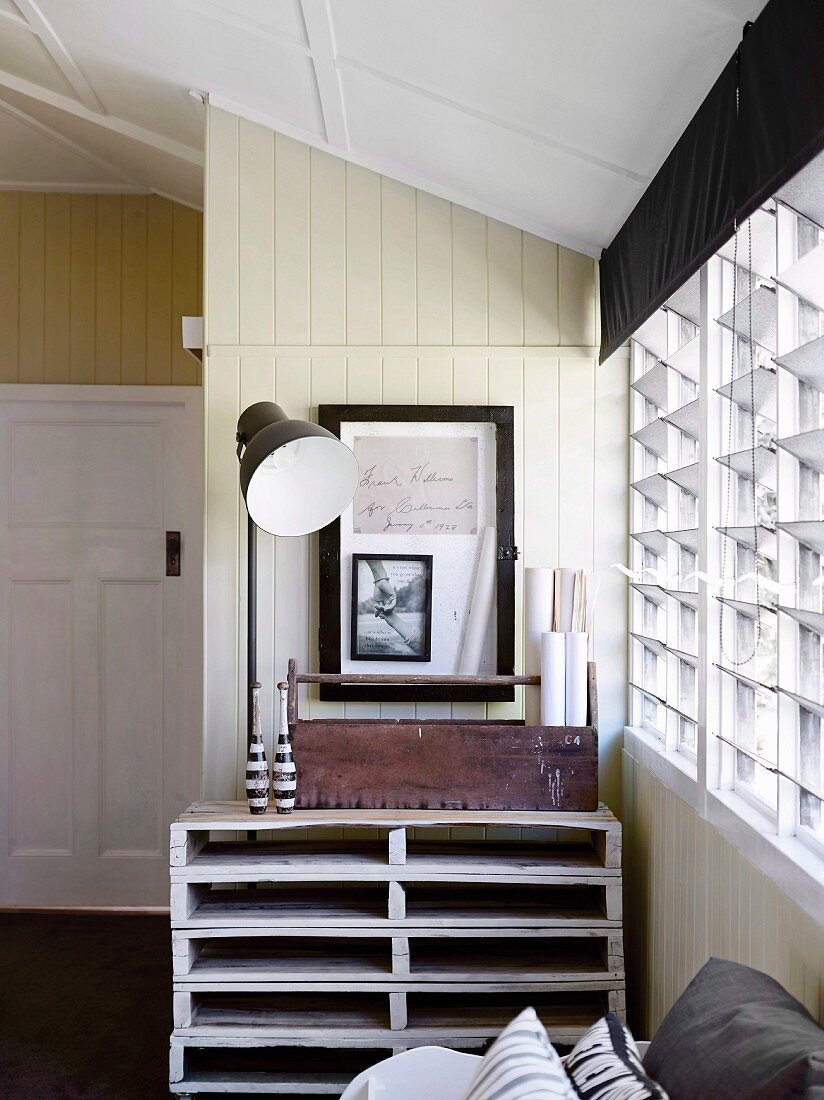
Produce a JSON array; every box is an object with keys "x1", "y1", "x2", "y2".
[{"x1": 351, "y1": 554, "x2": 432, "y2": 661}]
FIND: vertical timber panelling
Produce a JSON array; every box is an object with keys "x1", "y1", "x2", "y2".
[
  {"x1": 623, "y1": 750, "x2": 824, "y2": 1036},
  {"x1": 0, "y1": 191, "x2": 202, "y2": 384},
  {"x1": 203, "y1": 105, "x2": 629, "y2": 801}
]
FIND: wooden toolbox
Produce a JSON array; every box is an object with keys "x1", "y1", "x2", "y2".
[{"x1": 286, "y1": 661, "x2": 599, "y2": 812}]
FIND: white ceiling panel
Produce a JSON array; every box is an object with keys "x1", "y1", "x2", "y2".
[
  {"x1": 69, "y1": 57, "x2": 204, "y2": 148},
  {"x1": 182, "y1": 0, "x2": 308, "y2": 46},
  {"x1": 333, "y1": 0, "x2": 760, "y2": 178},
  {"x1": 0, "y1": 19, "x2": 75, "y2": 97},
  {"x1": 36, "y1": 0, "x2": 323, "y2": 139},
  {"x1": 0, "y1": 103, "x2": 124, "y2": 183},
  {"x1": 0, "y1": 86, "x2": 202, "y2": 205},
  {"x1": 340, "y1": 61, "x2": 640, "y2": 253},
  {"x1": 0, "y1": 0, "x2": 771, "y2": 236}
]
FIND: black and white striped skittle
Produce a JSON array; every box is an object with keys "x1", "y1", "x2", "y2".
[
  {"x1": 274, "y1": 681, "x2": 296, "y2": 814},
  {"x1": 245, "y1": 681, "x2": 269, "y2": 814}
]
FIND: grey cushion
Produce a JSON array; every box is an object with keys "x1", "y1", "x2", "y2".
[{"x1": 643, "y1": 957, "x2": 824, "y2": 1099}]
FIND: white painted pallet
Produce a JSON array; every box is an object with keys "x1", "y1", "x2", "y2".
[{"x1": 168, "y1": 804, "x2": 624, "y2": 1097}]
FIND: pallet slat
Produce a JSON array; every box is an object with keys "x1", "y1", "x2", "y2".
[{"x1": 169, "y1": 804, "x2": 624, "y2": 1094}]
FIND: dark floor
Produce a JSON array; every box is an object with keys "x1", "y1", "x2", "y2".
[{"x1": 0, "y1": 913, "x2": 171, "y2": 1099}]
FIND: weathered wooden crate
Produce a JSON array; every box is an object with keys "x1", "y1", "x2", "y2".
[{"x1": 286, "y1": 662, "x2": 599, "y2": 812}]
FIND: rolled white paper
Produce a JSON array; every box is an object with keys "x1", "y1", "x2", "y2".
[
  {"x1": 459, "y1": 526, "x2": 497, "y2": 674},
  {"x1": 540, "y1": 631, "x2": 566, "y2": 725},
  {"x1": 584, "y1": 573, "x2": 601, "y2": 658},
  {"x1": 525, "y1": 568, "x2": 555, "y2": 725},
  {"x1": 553, "y1": 568, "x2": 576, "y2": 633},
  {"x1": 565, "y1": 632, "x2": 588, "y2": 726}
]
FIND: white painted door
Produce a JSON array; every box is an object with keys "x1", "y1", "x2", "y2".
[{"x1": 0, "y1": 385, "x2": 203, "y2": 907}]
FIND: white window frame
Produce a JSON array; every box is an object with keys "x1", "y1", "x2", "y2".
[{"x1": 626, "y1": 210, "x2": 824, "y2": 922}]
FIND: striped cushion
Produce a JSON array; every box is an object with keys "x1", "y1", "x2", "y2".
[
  {"x1": 462, "y1": 1007, "x2": 575, "y2": 1100},
  {"x1": 565, "y1": 1014, "x2": 668, "y2": 1100}
]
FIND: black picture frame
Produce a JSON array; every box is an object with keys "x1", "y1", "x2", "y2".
[
  {"x1": 318, "y1": 404, "x2": 516, "y2": 704},
  {"x1": 350, "y1": 553, "x2": 433, "y2": 662}
]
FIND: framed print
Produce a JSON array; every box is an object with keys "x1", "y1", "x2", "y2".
[
  {"x1": 350, "y1": 554, "x2": 433, "y2": 661},
  {"x1": 318, "y1": 405, "x2": 516, "y2": 704}
]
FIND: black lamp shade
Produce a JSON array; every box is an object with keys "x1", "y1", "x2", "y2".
[{"x1": 237, "y1": 402, "x2": 358, "y2": 536}]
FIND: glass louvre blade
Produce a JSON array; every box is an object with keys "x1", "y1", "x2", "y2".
[
  {"x1": 666, "y1": 527, "x2": 699, "y2": 553},
  {"x1": 666, "y1": 699, "x2": 698, "y2": 724},
  {"x1": 630, "y1": 529, "x2": 668, "y2": 557},
  {"x1": 717, "y1": 525, "x2": 777, "y2": 558},
  {"x1": 717, "y1": 208, "x2": 777, "y2": 280},
  {"x1": 714, "y1": 732, "x2": 779, "y2": 777},
  {"x1": 716, "y1": 285, "x2": 777, "y2": 353},
  {"x1": 777, "y1": 152, "x2": 824, "y2": 229},
  {"x1": 715, "y1": 366, "x2": 776, "y2": 416},
  {"x1": 630, "y1": 583, "x2": 667, "y2": 607},
  {"x1": 631, "y1": 361, "x2": 668, "y2": 409},
  {"x1": 665, "y1": 588, "x2": 699, "y2": 609},
  {"x1": 631, "y1": 417, "x2": 669, "y2": 458},
  {"x1": 778, "y1": 605, "x2": 824, "y2": 633},
  {"x1": 666, "y1": 272, "x2": 701, "y2": 325},
  {"x1": 775, "y1": 429, "x2": 824, "y2": 474},
  {"x1": 776, "y1": 686, "x2": 824, "y2": 719},
  {"x1": 664, "y1": 335, "x2": 700, "y2": 383},
  {"x1": 716, "y1": 596, "x2": 777, "y2": 619},
  {"x1": 716, "y1": 444, "x2": 776, "y2": 489},
  {"x1": 631, "y1": 682, "x2": 666, "y2": 706},
  {"x1": 775, "y1": 520, "x2": 824, "y2": 555},
  {"x1": 773, "y1": 334, "x2": 824, "y2": 392},
  {"x1": 663, "y1": 399, "x2": 700, "y2": 440},
  {"x1": 631, "y1": 633, "x2": 667, "y2": 659},
  {"x1": 669, "y1": 645, "x2": 698, "y2": 666},
  {"x1": 664, "y1": 462, "x2": 699, "y2": 496},
  {"x1": 631, "y1": 473, "x2": 668, "y2": 508},
  {"x1": 776, "y1": 242, "x2": 824, "y2": 312},
  {"x1": 634, "y1": 312, "x2": 670, "y2": 359},
  {"x1": 715, "y1": 663, "x2": 776, "y2": 695}
]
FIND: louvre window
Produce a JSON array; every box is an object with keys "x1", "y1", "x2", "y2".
[{"x1": 628, "y1": 150, "x2": 824, "y2": 856}]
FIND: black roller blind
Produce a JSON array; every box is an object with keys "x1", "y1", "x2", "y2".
[{"x1": 599, "y1": 0, "x2": 824, "y2": 364}]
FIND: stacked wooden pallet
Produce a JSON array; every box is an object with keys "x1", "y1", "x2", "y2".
[{"x1": 169, "y1": 804, "x2": 624, "y2": 1097}]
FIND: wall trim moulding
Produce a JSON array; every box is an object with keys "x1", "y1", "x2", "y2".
[
  {"x1": 0, "y1": 181, "x2": 148, "y2": 193},
  {"x1": 206, "y1": 344, "x2": 627, "y2": 359}
]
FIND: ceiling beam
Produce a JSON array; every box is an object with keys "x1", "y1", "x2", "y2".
[
  {"x1": 335, "y1": 55, "x2": 649, "y2": 186},
  {"x1": 14, "y1": 0, "x2": 105, "y2": 114},
  {"x1": 0, "y1": 8, "x2": 28, "y2": 32},
  {"x1": 299, "y1": 0, "x2": 348, "y2": 148},
  {"x1": 0, "y1": 67, "x2": 203, "y2": 166},
  {"x1": 206, "y1": 91, "x2": 603, "y2": 256}
]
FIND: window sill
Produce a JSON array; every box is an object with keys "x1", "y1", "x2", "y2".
[
  {"x1": 624, "y1": 726, "x2": 824, "y2": 925},
  {"x1": 706, "y1": 790, "x2": 824, "y2": 922}
]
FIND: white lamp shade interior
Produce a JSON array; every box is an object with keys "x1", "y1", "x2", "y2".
[{"x1": 245, "y1": 435, "x2": 358, "y2": 536}]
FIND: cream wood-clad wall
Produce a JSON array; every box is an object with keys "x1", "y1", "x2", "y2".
[
  {"x1": 623, "y1": 751, "x2": 824, "y2": 1036},
  {"x1": 204, "y1": 105, "x2": 629, "y2": 806},
  {"x1": 0, "y1": 192, "x2": 203, "y2": 385}
]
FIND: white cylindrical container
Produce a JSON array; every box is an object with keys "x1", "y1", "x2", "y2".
[
  {"x1": 565, "y1": 632, "x2": 589, "y2": 726},
  {"x1": 540, "y1": 631, "x2": 566, "y2": 726},
  {"x1": 525, "y1": 567, "x2": 555, "y2": 725}
]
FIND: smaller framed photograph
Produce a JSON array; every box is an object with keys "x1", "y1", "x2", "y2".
[{"x1": 350, "y1": 553, "x2": 433, "y2": 662}]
